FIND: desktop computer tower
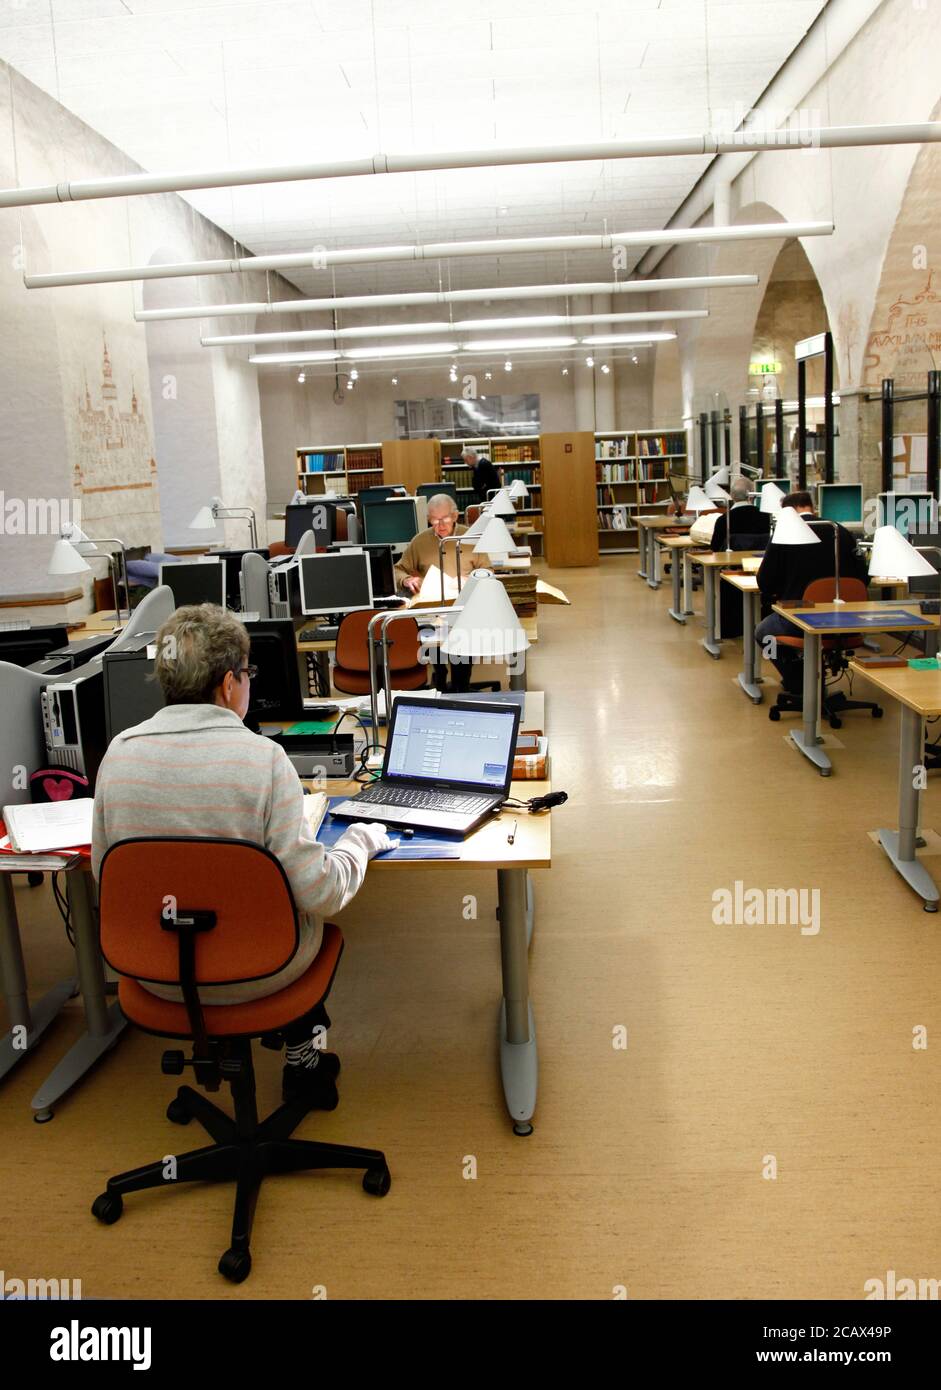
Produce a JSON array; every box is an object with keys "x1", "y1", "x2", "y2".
[
  {"x1": 40, "y1": 661, "x2": 108, "y2": 784},
  {"x1": 268, "y1": 560, "x2": 302, "y2": 621},
  {"x1": 101, "y1": 633, "x2": 165, "y2": 742}
]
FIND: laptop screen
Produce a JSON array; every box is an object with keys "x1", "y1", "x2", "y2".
[{"x1": 384, "y1": 700, "x2": 518, "y2": 792}]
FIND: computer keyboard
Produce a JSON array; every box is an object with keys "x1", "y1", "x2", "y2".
[
  {"x1": 298, "y1": 625, "x2": 339, "y2": 642},
  {"x1": 357, "y1": 785, "x2": 494, "y2": 813},
  {"x1": 0, "y1": 619, "x2": 31, "y2": 631}
]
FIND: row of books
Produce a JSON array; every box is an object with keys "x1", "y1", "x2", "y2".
[
  {"x1": 299, "y1": 451, "x2": 344, "y2": 472},
  {"x1": 596, "y1": 462, "x2": 668, "y2": 483},
  {"x1": 441, "y1": 466, "x2": 474, "y2": 488},
  {"x1": 346, "y1": 448, "x2": 383, "y2": 470},
  {"x1": 496, "y1": 572, "x2": 537, "y2": 617},
  {"x1": 346, "y1": 473, "x2": 383, "y2": 495},
  {"x1": 638, "y1": 434, "x2": 686, "y2": 456},
  {"x1": 597, "y1": 507, "x2": 633, "y2": 531},
  {"x1": 595, "y1": 434, "x2": 686, "y2": 459},
  {"x1": 492, "y1": 444, "x2": 537, "y2": 462}
]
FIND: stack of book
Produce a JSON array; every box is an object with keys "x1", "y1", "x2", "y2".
[
  {"x1": 346, "y1": 448, "x2": 383, "y2": 470},
  {"x1": 497, "y1": 571, "x2": 537, "y2": 617}
]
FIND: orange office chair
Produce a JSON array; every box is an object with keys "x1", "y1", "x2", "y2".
[
  {"x1": 92, "y1": 839, "x2": 390, "y2": 1283},
  {"x1": 331, "y1": 609, "x2": 428, "y2": 696},
  {"x1": 768, "y1": 576, "x2": 884, "y2": 727},
  {"x1": 465, "y1": 504, "x2": 482, "y2": 527}
]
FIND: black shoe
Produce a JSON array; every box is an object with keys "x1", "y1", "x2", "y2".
[{"x1": 281, "y1": 1052, "x2": 341, "y2": 1108}]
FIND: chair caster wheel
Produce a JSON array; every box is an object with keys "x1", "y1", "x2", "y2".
[
  {"x1": 829, "y1": 717, "x2": 842, "y2": 730},
  {"x1": 820, "y1": 768, "x2": 832, "y2": 777},
  {"x1": 924, "y1": 901, "x2": 939, "y2": 913},
  {"x1": 33, "y1": 1108, "x2": 54, "y2": 1124},
  {"x1": 513, "y1": 1121, "x2": 534, "y2": 1137},
  {"x1": 92, "y1": 1191, "x2": 123, "y2": 1224},
  {"x1": 218, "y1": 1247, "x2": 252, "y2": 1283},
  {"x1": 166, "y1": 1098, "x2": 191, "y2": 1125},
  {"x1": 363, "y1": 1165, "x2": 391, "y2": 1197},
  {"x1": 27, "y1": 872, "x2": 44, "y2": 887},
  {"x1": 161, "y1": 1050, "x2": 185, "y2": 1075},
  {"x1": 768, "y1": 707, "x2": 781, "y2": 722},
  {"x1": 873, "y1": 707, "x2": 884, "y2": 718}
]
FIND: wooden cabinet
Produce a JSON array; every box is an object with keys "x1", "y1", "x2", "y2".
[
  {"x1": 539, "y1": 432, "x2": 599, "y2": 567},
  {"x1": 381, "y1": 439, "x2": 441, "y2": 495}
]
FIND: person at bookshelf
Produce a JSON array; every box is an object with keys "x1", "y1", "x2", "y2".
[
  {"x1": 90, "y1": 603, "x2": 394, "y2": 1108},
  {"x1": 755, "y1": 491, "x2": 867, "y2": 692},
  {"x1": 464, "y1": 446, "x2": 502, "y2": 503},
  {"x1": 393, "y1": 494, "x2": 487, "y2": 595}
]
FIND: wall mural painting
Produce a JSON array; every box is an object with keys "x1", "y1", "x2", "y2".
[{"x1": 862, "y1": 271, "x2": 941, "y2": 390}]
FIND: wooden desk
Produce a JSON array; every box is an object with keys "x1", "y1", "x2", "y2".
[
  {"x1": 656, "y1": 534, "x2": 696, "y2": 624},
  {"x1": 75, "y1": 609, "x2": 123, "y2": 634},
  {"x1": 773, "y1": 601, "x2": 940, "y2": 776},
  {"x1": 636, "y1": 515, "x2": 691, "y2": 588},
  {"x1": 688, "y1": 551, "x2": 762, "y2": 658},
  {"x1": 722, "y1": 573, "x2": 764, "y2": 702},
  {"x1": 307, "y1": 688, "x2": 549, "y2": 1134},
  {"x1": 848, "y1": 661, "x2": 941, "y2": 910}
]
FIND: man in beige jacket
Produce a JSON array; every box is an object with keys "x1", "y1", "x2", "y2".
[{"x1": 393, "y1": 493, "x2": 487, "y2": 594}]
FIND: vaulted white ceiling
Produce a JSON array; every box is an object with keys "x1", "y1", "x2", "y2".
[{"x1": 0, "y1": 0, "x2": 828, "y2": 296}]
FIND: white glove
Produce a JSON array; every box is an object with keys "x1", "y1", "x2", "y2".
[{"x1": 335, "y1": 821, "x2": 397, "y2": 859}]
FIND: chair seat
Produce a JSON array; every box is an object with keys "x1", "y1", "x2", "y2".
[
  {"x1": 118, "y1": 923, "x2": 343, "y2": 1038},
  {"x1": 333, "y1": 665, "x2": 427, "y2": 696},
  {"x1": 774, "y1": 634, "x2": 864, "y2": 652}
]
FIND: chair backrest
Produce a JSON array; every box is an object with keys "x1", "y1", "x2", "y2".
[
  {"x1": 334, "y1": 609, "x2": 422, "y2": 674},
  {"x1": 98, "y1": 838, "x2": 299, "y2": 987},
  {"x1": 241, "y1": 552, "x2": 272, "y2": 617},
  {"x1": 465, "y1": 504, "x2": 482, "y2": 526},
  {"x1": 335, "y1": 506, "x2": 349, "y2": 542},
  {"x1": 804, "y1": 576, "x2": 868, "y2": 605},
  {"x1": 109, "y1": 584, "x2": 176, "y2": 651},
  {"x1": 0, "y1": 661, "x2": 47, "y2": 807}
]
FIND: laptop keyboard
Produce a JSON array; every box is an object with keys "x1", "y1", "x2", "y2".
[{"x1": 357, "y1": 784, "x2": 495, "y2": 813}]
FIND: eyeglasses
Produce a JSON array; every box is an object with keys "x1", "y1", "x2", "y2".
[{"x1": 236, "y1": 664, "x2": 258, "y2": 682}]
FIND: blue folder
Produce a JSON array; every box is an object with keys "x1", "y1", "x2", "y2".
[
  {"x1": 315, "y1": 796, "x2": 461, "y2": 860},
  {"x1": 796, "y1": 608, "x2": 932, "y2": 629}
]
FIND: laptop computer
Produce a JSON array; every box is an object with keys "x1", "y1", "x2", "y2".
[{"x1": 330, "y1": 696, "x2": 521, "y2": 836}]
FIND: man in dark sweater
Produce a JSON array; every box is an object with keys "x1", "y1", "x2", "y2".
[
  {"x1": 464, "y1": 446, "x2": 502, "y2": 502},
  {"x1": 755, "y1": 491, "x2": 867, "y2": 692},
  {"x1": 709, "y1": 478, "x2": 773, "y2": 638}
]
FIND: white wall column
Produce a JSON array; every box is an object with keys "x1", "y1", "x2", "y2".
[
  {"x1": 592, "y1": 293, "x2": 616, "y2": 431},
  {"x1": 572, "y1": 295, "x2": 596, "y2": 431}
]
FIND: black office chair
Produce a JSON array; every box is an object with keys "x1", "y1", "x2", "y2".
[{"x1": 768, "y1": 578, "x2": 884, "y2": 728}]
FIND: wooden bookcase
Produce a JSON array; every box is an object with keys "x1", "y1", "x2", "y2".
[
  {"x1": 440, "y1": 434, "x2": 543, "y2": 556},
  {"x1": 594, "y1": 429, "x2": 688, "y2": 554},
  {"x1": 539, "y1": 431, "x2": 599, "y2": 567},
  {"x1": 295, "y1": 443, "x2": 383, "y2": 496},
  {"x1": 381, "y1": 438, "x2": 441, "y2": 495}
]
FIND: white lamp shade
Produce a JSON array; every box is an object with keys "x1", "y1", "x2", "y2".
[
  {"x1": 759, "y1": 482, "x2": 785, "y2": 514},
  {"x1": 473, "y1": 515, "x2": 516, "y2": 559},
  {"x1": 868, "y1": 524, "x2": 938, "y2": 579},
  {"x1": 684, "y1": 486, "x2": 715, "y2": 514},
  {"x1": 189, "y1": 504, "x2": 218, "y2": 530},
  {"x1": 488, "y1": 488, "x2": 516, "y2": 517},
  {"x1": 771, "y1": 506, "x2": 820, "y2": 546},
  {"x1": 704, "y1": 479, "x2": 730, "y2": 501},
  {"x1": 441, "y1": 575, "x2": 530, "y2": 659},
  {"x1": 48, "y1": 538, "x2": 92, "y2": 576},
  {"x1": 458, "y1": 566, "x2": 494, "y2": 594},
  {"x1": 508, "y1": 479, "x2": 529, "y2": 499},
  {"x1": 709, "y1": 465, "x2": 731, "y2": 487},
  {"x1": 462, "y1": 511, "x2": 491, "y2": 539}
]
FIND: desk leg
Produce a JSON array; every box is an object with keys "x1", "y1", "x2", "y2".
[
  {"x1": 702, "y1": 570, "x2": 721, "y2": 658},
  {"x1": 497, "y1": 868, "x2": 537, "y2": 1135},
  {"x1": 0, "y1": 875, "x2": 77, "y2": 1085},
  {"x1": 509, "y1": 663, "x2": 527, "y2": 692},
  {"x1": 682, "y1": 552, "x2": 694, "y2": 615},
  {"x1": 668, "y1": 549, "x2": 685, "y2": 623},
  {"x1": 878, "y1": 706, "x2": 940, "y2": 909},
  {"x1": 637, "y1": 528, "x2": 648, "y2": 580},
  {"x1": 789, "y1": 632, "x2": 832, "y2": 775},
  {"x1": 647, "y1": 537, "x2": 661, "y2": 590},
  {"x1": 30, "y1": 868, "x2": 127, "y2": 1121},
  {"x1": 736, "y1": 589, "x2": 763, "y2": 703}
]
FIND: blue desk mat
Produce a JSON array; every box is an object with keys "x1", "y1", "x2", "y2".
[
  {"x1": 315, "y1": 796, "x2": 461, "y2": 860},
  {"x1": 796, "y1": 609, "x2": 932, "y2": 629}
]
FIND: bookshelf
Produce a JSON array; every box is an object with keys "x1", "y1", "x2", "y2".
[
  {"x1": 438, "y1": 434, "x2": 544, "y2": 557},
  {"x1": 295, "y1": 443, "x2": 383, "y2": 496},
  {"x1": 540, "y1": 431, "x2": 599, "y2": 567},
  {"x1": 594, "y1": 429, "x2": 688, "y2": 554}
]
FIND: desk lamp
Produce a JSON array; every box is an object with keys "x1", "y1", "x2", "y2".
[
  {"x1": 473, "y1": 515, "x2": 518, "y2": 566},
  {"x1": 708, "y1": 465, "x2": 731, "y2": 488},
  {"x1": 868, "y1": 526, "x2": 940, "y2": 613},
  {"x1": 190, "y1": 495, "x2": 258, "y2": 548},
  {"x1": 60, "y1": 523, "x2": 132, "y2": 619},
  {"x1": 441, "y1": 574, "x2": 530, "y2": 682},
  {"x1": 486, "y1": 489, "x2": 517, "y2": 520},
  {"x1": 508, "y1": 479, "x2": 530, "y2": 501},
  {"x1": 770, "y1": 505, "x2": 820, "y2": 547},
  {"x1": 760, "y1": 482, "x2": 785, "y2": 514},
  {"x1": 684, "y1": 486, "x2": 715, "y2": 515}
]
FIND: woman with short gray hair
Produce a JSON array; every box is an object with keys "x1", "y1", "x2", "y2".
[{"x1": 91, "y1": 603, "x2": 392, "y2": 1108}]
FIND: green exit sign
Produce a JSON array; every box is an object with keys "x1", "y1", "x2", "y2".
[{"x1": 750, "y1": 361, "x2": 781, "y2": 375}]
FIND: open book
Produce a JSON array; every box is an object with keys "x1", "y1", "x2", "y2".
[
  {"x1": 2, "y1": 798, "x2": 94, "y2": 853},
  {"x1": 301, "y1": 790, "x2": 329, "y2": 838},
  {"x1": 412, "y1": 565, "x2": 460, "y2": 604}
]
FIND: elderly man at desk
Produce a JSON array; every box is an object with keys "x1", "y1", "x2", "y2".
[{"x1": 393, "y1": 493, "x2": 487, "y2": 596}]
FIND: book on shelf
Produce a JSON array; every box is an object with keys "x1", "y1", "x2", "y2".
[
  {"x1": 347, "y1": 472, "x2": 381, "y2": 495},
  {"x1": 346, "y1": 448, "x2": 383, "y2": 470},
  {"x1": 496, "y1": 572, "x2": 537, "y2": 617},
  {"x1": 492, "y1": 443, "x2": 536, "y2": 462},
  {"x1": 596, "y1": 439, "x2": 629, "y2": 460},
  {"x1": 637, "y1": 433, "x2": 686, "y2": 457},
  {"x1": 443, "y1": 466, "x2": 474, "y2": 488},
  {"x1": 597, "y1": 506, "x2": 631, "y2": 532},
  {"x1": 300, "y1": 451, "x2": 343, "y2": 473}
]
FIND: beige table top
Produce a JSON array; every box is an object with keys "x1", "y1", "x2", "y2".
[
  {"x1": 722, "y1": 573, "x2": 759, "y2": 593},
  {"x1": 637, "y1": 515, "x2": 692, "y2": 532},
  {"x1": 656, "y1": 534, "x2": 696, "y2": 549},
  {"x1": 772, "y1": 599, "x2": 940, "y2": 637},
  {"x1": 296, "y1": 611, "x2": 538, "y2": 653},
  {"x1": 848, "y1": 662, "x2": 941, "y2": 717},
  {"x1": 75, "y1": 609, "x2": 123, "y2": 633},
  {"x1": 688, "y1": 550, "x2": 761, "y2": 569},
  {"x1": 297, "y1": 690, "x2": 550, "y2": 870}
]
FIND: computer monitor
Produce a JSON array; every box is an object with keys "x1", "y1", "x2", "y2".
[
  {"x1": 298, "y1": 551, "x2": 373, "y2": 617},
  {"x1": 362, "y1": 498, "x2": 419, "y2": 545},
  {"x1": 906, "y1": 529, "x2": 941, "y2": 595},
  {"x1": 758, "y1": 477, "x2": 792, "y2": 496},
  {"x1": 817, "y1": 483, "x2": 864, "y2": 524},
  {"x1": 329, "y1": 542, "x2": 396, "y2": 598},
  {"x1": 242, "y1": 618, "x2": 303, "y2": 725},
  {"x1": 358, "y1": 485, "x2": 405, "y2": 505},
  {"x1": 159, "y1": 559, "x2": 226, "y2": 610},
  {"x1": 0, "y1": 623, "x2": 69, "y2": 669},
  {"x1": 285, "y1": 502, "x2": 337, "y2": 550},
  {"x1": 878, "y1": 492, "x2": 937, "y2": 536},
  {"x1": 416, "y1": 482, "x2": 460, "y2": 509},
  {"x1": 209, "y1": 547, "x2": 270, "y2": 610}
]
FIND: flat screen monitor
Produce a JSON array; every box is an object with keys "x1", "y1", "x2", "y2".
[
  {"x1": 362, "y1": 498, "x2": 418, "y2": 545},
  {"x1": 758, "y1": 477, "x2": 791, "y2": 496},
  {"x1": 878, "y1": 492, "x2": 937, "y2": 536},
  {"x1": 359, "y1": 485, "x2": 405, "y2": 505},
  {"x1": 159, "y1": 559, "x2": 226, "y2": 610},
  {"x1": 416, "y1": 483, "x2": 460, "y2": 509},
  {"x1": 285, "y1": 502, "x2": 337, "y2": 550},
  {"x1": 209, "y1": 547, "x2": 270, "y2": 610},
  {"x1": 0, "y1": 624, "x2": 69, "y2": 669},
  {"x1": 243, "y1": 619, "x2": 303, "y2": 725},
  {"x1": 817, "y1": 483, "x2": 863, "y2": 524},
  {"x1": 329, "y1": 542, "x2": 396, "y2": 598},
  {"x1": 299, "y1": 551, "x2": 373, "y2": 616},
  {"x1": 906, "y1": 528, "x2": 941, "y2": 595}
]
